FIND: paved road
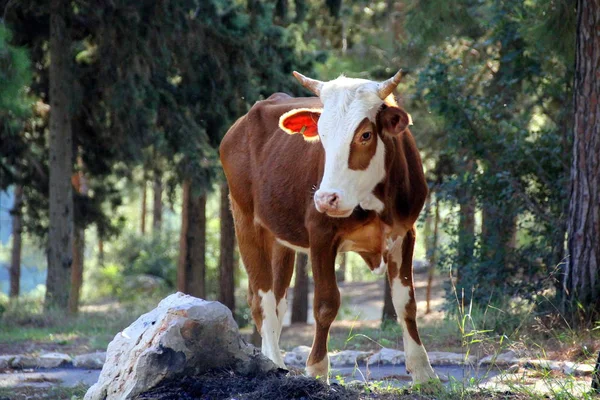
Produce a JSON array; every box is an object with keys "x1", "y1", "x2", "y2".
[
  {"x1": 0, "y1": 363, "x2": 498, "y2": 390},
  {"x1": 0, "y1": 368, "x2": 100, "y2": 389},
  {"x1": 332, "y1": 363, "x2": 500, "y2": 384}
]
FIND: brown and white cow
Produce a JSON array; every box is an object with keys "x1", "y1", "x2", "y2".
[{"x1": 219, "y1": 70, "x2": 437, "y2": 383}]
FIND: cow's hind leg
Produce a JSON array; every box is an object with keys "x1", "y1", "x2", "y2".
[
  {"x1": 230, "y1": 200, "x2": 285, "y2": 367},
  {"x1": 387, "y1": 227, "x2": 437, "y2": 383},
  {"x1": 272, "y1": 244, "x2": 295, "y2": 343}
]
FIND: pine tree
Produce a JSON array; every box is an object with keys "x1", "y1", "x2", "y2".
[
  {"x1": 564, "y1": 0, "x2": 600, "y2": 323},
  {"x1": 46, "y1": 0, "x2": 74, "y2": 311}
]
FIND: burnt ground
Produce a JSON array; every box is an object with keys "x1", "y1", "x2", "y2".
[{"x1": 135, "y1": 369, "x2": 532, "y2": 400}]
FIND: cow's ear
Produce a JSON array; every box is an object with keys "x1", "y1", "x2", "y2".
[
  {"x1": 279, "y1": 108, "x2": 321, "y2": 142},
  {"x1": 378, "y1": 106, "x2": 412, "y2": 136}
]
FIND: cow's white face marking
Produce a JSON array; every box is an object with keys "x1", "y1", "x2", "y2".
[
  {"x1": 315, "y1": 78, "x2": 388, "y2": 214},
  {"x1": 258, "y1": 289, "x2": 285, "y2": 368}
]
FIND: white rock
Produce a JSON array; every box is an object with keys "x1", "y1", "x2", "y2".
[
  {"x1": 85, "y1": 292, "x2": 276, "y2": 400},
  {"x1": 524, "y1": 359, "x2": 562, "y2": 371},
  {"x1": 0, "y1": 355, "x2": 16, "y2": 369},
  {"x1": 427, "y1": 351, "x2": 476, "y2": 366},
  {"x1": 11, "y1": 353, "x2": 71, "y2": 369},
  {"x1": 329, "y1": 350, "x2": 371, "y2": 367},
  {"x1": 283, "y1": 345, "x2": 311, "y2": 366},
  {"x1": 478, "y1": 351, "x2": 521, "y2": 367},
  {"x1": 367, "y1": 348, "x2": 405, "y2": 366},
  {"x1": 73, "y1": 352, "x2": 107, "y2": 369},
  {"x1": 562, "y1": 362, "x2": 595, "y2": 376}
]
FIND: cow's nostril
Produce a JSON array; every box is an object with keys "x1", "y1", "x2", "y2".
[{"x1": 328, "y1": 194, "x2": 338, "y2": 206}]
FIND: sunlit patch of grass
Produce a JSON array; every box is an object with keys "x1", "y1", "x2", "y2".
[{"x1": 0, "y1": 296, "x2": 158, "y2": 354}]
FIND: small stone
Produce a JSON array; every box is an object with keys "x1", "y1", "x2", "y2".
[
  {"x1": 0, "y1": 355, "x2": 16, "y2": 369},
  {"x1": 367, "y1": 348, "x2": 405, "y2": 366},
  {"x1": 10, "y1": 353, "x2": 71, "y2": 369},
  {"x1": 524, "y1": 359, "x2": 561, "y2": 372},
  {"x1": 329, "y1": 350, "x2": 372, "y2": 367},
  {"x1": 507, "y1": 363, "x2": 520, "y2": 373},
  {"x1": 478, "y1": 351, "x2": 521, "y2": 367},
  {"x1": 562, "y1": 361, "x2": 595, "y2": 376},
  {"x1": 283, "y1": 346, "x2": 311, "y2": 367},
  {"x1": 73, "y1": 353, "x2": 107, "y2": 369},
  {"x1": 427, "y1": 351, "x2": 476, "y2": 366}
]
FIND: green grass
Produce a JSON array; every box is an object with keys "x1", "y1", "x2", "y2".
[
  {"x1": 0, "y1": 298, "x2": 153, "y2": 354},
  {"x1": 0, "y1": 384, "x2": 88, "y2": 400}
]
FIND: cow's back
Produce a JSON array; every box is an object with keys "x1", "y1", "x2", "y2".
[{"x1": 220, "y1": 93, "x2": 324, "y2": 245}]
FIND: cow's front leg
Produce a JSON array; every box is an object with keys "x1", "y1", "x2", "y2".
[
  {"x1": 387, "y1": 228, "x2": 437, "y2": 383},
  {"x1": 306, "y1": 242, "x2": 339, "y2": 380}
]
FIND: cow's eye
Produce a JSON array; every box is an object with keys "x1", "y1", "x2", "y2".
[{"x1": 361, "y1": 131, "x2": 372, "y2": 141}]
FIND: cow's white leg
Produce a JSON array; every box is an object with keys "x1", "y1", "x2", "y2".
[
  {"x1": 390, "y1": 279, "x2": 436, "y2": 382},
  {"x1": 258, "y1": 289, "x2": 285, "y2": 368},
  {"x1": 388, "y1": 232, "x2": 437, "y2": 383},
  {"x1": 276, "y1": 296, "x2": 287, "y2": 340}
]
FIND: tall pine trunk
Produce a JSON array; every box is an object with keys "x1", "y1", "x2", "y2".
[
  {"x1": 564, "y1": 0, "x2": 600, "y2": 323},
  {"x1": 457, "y1": 193, "x2": 475, "y2": 284},
  {"x1": 177, "y1": 180, "x2": 190, "y2": 293},
  {"x1": 10, "y1": 185, "x2": 23, "y2": 298},
  {"x1": 46, "y1": 0, "x2": 73, "y2": 311},
  {"x1": 219, "y1": 182, "x2": 236, "y2": 312},
  {"x1": 69, "y1": 161, "x2": 87, "y2": 314},
  {"x1": 69, "y1": 227, "x2": 84, "y2": 314},
  {"x1": 291, "y1": 253, "x2": 309, "y2": 323},
  {"x1": 177, "y1": 180, "x2": 206, "y2": 298},
  {"x1": 426, "y1": 193, "x2": 440, "y2": 314},
  {"x1": 152, "y1": 168, "x2": 162, "y2": 232},
  {"x1": 140, "y1": 178, "x2": 147, "y2": 235}
]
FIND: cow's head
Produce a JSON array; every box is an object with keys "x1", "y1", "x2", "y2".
[{"x1": 280, "y1": 70, "x2": 411, "y2": 217}]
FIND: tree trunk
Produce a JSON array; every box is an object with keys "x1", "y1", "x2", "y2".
[
  {"x1": 457, "y1": 192, "x2": 475, "y2": 284},
  {"x1": 46, "y1": 0, "x2": 73, "y2": 312},
  {"x1": 187, "y1": 192, "x2": 206, "y2": 298},
  {"x1": 152, "y1": 169, "x2": 162, "y2": 232},
  {"x1": 335, "y1": 253, "x2": 346, "y2": 282},
  {"x1": 177, "y1": 180, "x2": 206, "y2": 298},
  {"x1": 275, "y1": 0, "x2": 288, "y2": 24},
  {"x1": 291, "y1": 253, "x2": 309, "y2": 323},
  {"x1": 9, "y1": 185, "x2": 23, "y2": 299},
  {"x1": 69, "y1": 157, "x2": 88, "y2": 314},
  {"x1": 69, "y1": 227, "x2": 84, "y2": 314},
  {"x1": 177, "y1": 180, "x2": 190, "y2": 293},
  {"x1": 69, "y1": 159, "x2": 87, "y2": 314},
  {"x1": 294, "y1": 0, "x2": 308, "y2": 23},
  {"x1": 140, "y1": 179, "x2": 147, "y2": 235},
  {"x1": 426, "y1": 193, "x2": 440, "y2": 314},
  {"x1": 219, "y1": 182, "x2": 236, "y2": 312},
  {"x1": 382, "y1": 277, "x2": 397, "y2": 325},
  {"x1": 593, "y1": 350, "x2": 600, "y2": 392},
  {"x1": 564, "y1": 0, "x2": 600, "y2": 324},
  {"x1": 98, "y1": 238, "x2": 104, "y2": 267}
]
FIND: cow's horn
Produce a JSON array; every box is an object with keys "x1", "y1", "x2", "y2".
[
  {"x1": 293, "y1": 71, "x2": 323, "y2": 96},
  {"x1": 377, "y1": 69, "x2": 403, "y2": 100}
]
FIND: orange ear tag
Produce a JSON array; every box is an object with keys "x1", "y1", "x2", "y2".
[{"x1": 279, "y1": 108, "x2": 321, "y2": 142}]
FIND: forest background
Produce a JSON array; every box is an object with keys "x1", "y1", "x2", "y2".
[{"x1": 0, "y1": 0, "x2": 598, "y2": 382}]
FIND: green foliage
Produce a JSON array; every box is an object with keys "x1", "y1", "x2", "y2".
[
  {"x1": 0, "y1": 23, "x2": 33, "y2": 189},
  {"x1": 86, "y1": 232, "x2": 178, "y2": 302},
  {"x1": 408, "y1": 0, "x2": 573, "y2": 307},
  {"x1": 0, "y1": 25, "x2": 31, "y2": 117}
]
